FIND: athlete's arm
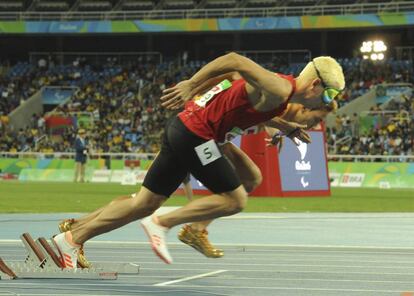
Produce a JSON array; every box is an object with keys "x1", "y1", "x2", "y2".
[
  {"x1": 265, "y1": 117, "x2": 311, "y2": 144},
  {"x1": 263, "y1": 126, "x2": 285, "y2": 151},
  {"x1": 194, "y1": 72, "x2": 240, "y2": 95},
  {"x1": 190, "y1": 53, "x2": 291, "y2": 98},
  {"x1": 161, "y1": 72, "x2": 239, "y2": 109},
  {"x1": 161, "y1": 52, "x2": 291, "y2": 109}
]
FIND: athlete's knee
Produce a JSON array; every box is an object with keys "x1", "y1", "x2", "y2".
[
  {"x1": 222, "y1": 186, "x2": 248, "y2": 215},
  {"x1": 131, "y1": 188, "x2": 166, "y2": 216},
  {"x1": 109, "y1": 195, "x2": 131, "y2": 206},
  {"x1": 242, "y1": 170, "x2": 262, "y2": 193},
  {"x1": 243, "y1": 174, "x2": 262, "y2": 193}
]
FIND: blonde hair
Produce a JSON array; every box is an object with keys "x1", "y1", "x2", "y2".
[{"x1": 299, "y1": 56, "x2": 345, "y2": 90}]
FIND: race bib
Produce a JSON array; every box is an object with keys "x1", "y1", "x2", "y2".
[
  {"x1": 223, "y1": 125, "x2": 260, "y2": 143},
  {"x1": 194, "y1": 140, "x2": 222, "y2": 166},
  {"x1": 194, "y1": 79, "x2": 232, "y2": 107}
]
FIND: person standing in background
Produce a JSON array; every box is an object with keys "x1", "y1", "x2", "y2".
[{"x1": 74, "y1": 129, "x2": 88, "y2": 183}]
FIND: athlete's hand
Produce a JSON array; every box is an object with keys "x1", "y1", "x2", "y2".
[
  {"x1": 160, "y1": 80, "x2": 193, "y2": 110},
  {"x1": 279, "y1": 121, "x2": 311, "y2": 145},
  {"x1": 265, "y1": 134, "x2": 285, "y2": 151}
]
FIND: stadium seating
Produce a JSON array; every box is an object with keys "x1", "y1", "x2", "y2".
[
  {"x1": 204, "y1": 0, "x2": 238, "y2": 9},
  {"x1": 0, "y1": 0, "x2": 25, "y2": 12},
  {"x1": 0, "y1": 0, "x2": 397, "y2": 13},
  {"x1": 78, "y1": 0, "x2": 113, "y2": 11},
  {"x1": 245, "y1": 0, "x2": 279, "y2": 8},
  {"x1": 34, "y1": 1, "x2": 70, "y2": 12},
  {"x1": 288, "y1": 0, "x2": 320, "y2": 7},
  {"x1": 162, "y1": 0, "x2": 195, "y2": 10},
  {"x1": 0, "y1": 55, "x2": 412, "y2": 155},
  {"x1": 120, "y1": 0, "x2": 154, "y2": 11}
]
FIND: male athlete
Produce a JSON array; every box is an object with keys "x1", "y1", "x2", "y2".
[
  {"x1": 58, "y1": 101, "x2": 337, "y2": 265},
  {"x1": 177, "y1": 101, "x2": 337, "y2": 258},
  {"x1": 52, "y1": 52, "x2": 345, "y2": 267}
]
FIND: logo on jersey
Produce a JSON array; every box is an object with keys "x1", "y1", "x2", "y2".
[
  {"x1": 194, "y1": 79, "x2": 232, "y2": 107},
  {"x1": 223, "y1": 126, "x2": 260, "y2": 142}
]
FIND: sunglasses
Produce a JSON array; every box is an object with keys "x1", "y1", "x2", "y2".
[{"x1": 312, "y1": 60, "x2": 342, "y2": 105}]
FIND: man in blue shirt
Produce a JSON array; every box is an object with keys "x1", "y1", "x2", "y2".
[{"x1": 74, "y1": 129, "x2": 88, "y2": 183}]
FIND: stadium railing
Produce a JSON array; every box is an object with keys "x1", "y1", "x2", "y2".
[
  {"x1": 0, "y1": 152, "x2": 157, "y2": 160},
  {"x1": 237, "y1": 49, "x2": 311, "y2": 64},
  {"x1": 29, "y1": 51, "x2": 163, "y2": 65},
  {"x1": 328, "y1": 135, "x2": 352, "y2": 154},
  {"x1": 1, "y1": 152, "x2": 413, "y2": 163},
  {"x1": 0, "y1": 1, "x2": 412, "y2": 21},
  {"x1": 327, "y1": 154, "x2": 414, "y2": 162}
]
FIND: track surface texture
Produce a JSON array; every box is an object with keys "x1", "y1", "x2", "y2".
[{"x1": 1, "y1": 212, "x2": 414, "y2": 296}]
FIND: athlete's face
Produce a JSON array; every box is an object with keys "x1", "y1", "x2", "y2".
[
  {"x1": 304, "y1": 79, "x2": 326, "y2": 109},
  {"x1": 284, "y1": 104, "x2": 329, "y2": 128},
  {"x1": 301, "y1": 108, "x2": 328, "y2": 128}
]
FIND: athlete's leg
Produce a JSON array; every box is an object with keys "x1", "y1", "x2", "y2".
[
  {"x1": 221, "y1": 142, "x2": 262, "y2": 193},
  {"x1": 159, "y1": 185, "x2": 247, "y2": 228},
  {"x1": 182, "y1": 173, "x2": 193, "y2": 201},
  {"x1": 54, "y1": 118, "x2": 189, "y2": 267},
  {"x1": 187, "y1": 142, "x2": 262, "y2": 231},
  {"x1": 70, "y1": 187, "x2": 166, "y2": 245},
  {"x1": 69, "y1": 195, "x2": 131, "y2": 229}
]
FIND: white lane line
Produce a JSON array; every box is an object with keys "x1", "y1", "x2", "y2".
[
  {"x1": 6, "y1": 252, "x2": 414, "y2": 265},
  {"x1": 37, "y1": 259, "x2": 413, "y2": 270},
  {"x1": 4, "y1": 251, "x2": 414, "y2": 265},
  {"x1": 4, "y1": 295, "x2": 113, "y2": 296},
  {"x1": 131, "y1": 275, "x2": 414, "y2": 284},
  {"x1": 161, "y1": 284, "x2": 414, "y2": 294},
  {"x1": 153, "y1": 269, "x2": 227, "y2": 286},
  {"x1": 2, "y1": 239, "x2": 414, "y2": 251},
  {"x1": 142, "y1": 267, "x2": 414, "y2": 275},
  {"x1": 2, "y1": 282, "x2": 414, "y2": 294}
]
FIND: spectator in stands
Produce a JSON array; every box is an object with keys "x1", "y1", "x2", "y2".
[
  {"x1": 74, "y1": 129, "x2": 88, "y2": 183},
  {"x1": 0, "y1": 55, "x2": 412, "y2": 158},
  {"x1": 351, "y1": 113, "x2": 359, "y2": 137}
]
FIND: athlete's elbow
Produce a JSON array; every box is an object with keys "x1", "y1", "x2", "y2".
[{"x1": 225, "y1": 52, "x2": 243, "y2": 70}]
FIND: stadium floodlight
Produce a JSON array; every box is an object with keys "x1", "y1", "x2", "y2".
[{"x1": 360, "y1": 40, "x2": 387, "y2": 61}]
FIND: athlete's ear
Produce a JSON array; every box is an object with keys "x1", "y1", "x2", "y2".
[{"x1": 311, "y1": 78, "x2": 322, "y2": 89}]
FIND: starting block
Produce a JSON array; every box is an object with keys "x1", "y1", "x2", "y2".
[{"x1": 0, "y1": 233, "x2": 139, "y2": 280}]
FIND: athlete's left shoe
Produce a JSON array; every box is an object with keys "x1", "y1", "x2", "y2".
[
  {"x1": 52, "y1": 232, "x2": 80, "y2": 269},
  {"x1": 178, "y1": 225, "x2": 224, "y2": 258},
  {"x1": 58, "y1": 219, "x2": 91, "y2": 268},
  {"x1": 141, "y1": 216, "x2": 173, "y2": 264}
]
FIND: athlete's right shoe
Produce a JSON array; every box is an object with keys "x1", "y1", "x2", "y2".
[
  {"x1": 52, "y1": 232, "x2": 80, "y2": 269},
  {"x1": 58, "y1": 219, "x2": 91, "y2": 268},
  {"x1": 141, "y1": 216, "x2": 173, "y2": 264},
  {"x1": 178, "y1": 225, "x2": 224, "y2": 258}
]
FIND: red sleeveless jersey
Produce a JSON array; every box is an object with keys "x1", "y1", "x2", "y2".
[{"x1": 178, "y1": 74, "x2": 296, "y2": 142}]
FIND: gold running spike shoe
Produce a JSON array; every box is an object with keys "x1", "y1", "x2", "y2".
[
  {"x1": 58, "y1": 219, "x2": 91, "y2": 268},
  {"x1": 178, "y1": 225, "x2": 224, "y2": 258}
]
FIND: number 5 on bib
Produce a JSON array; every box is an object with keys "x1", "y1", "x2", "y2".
[{"x1": 194, "y1": 140, "x2": 222, "y2": 166}]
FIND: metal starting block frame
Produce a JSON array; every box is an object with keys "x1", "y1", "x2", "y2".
[{"x1": 0, "y1": 233, "x2": 139, "y2": 280}]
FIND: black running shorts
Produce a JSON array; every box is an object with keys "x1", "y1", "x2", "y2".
[{"x1": 143, "y1": 116, "x2": 241, "y2": 197}]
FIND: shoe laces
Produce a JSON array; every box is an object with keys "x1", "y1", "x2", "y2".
[
  {"x1": 65, "y1": 218, "x2": 75, "y2": 226},
  {"x1": 196, "y1": 230, "x2": 215, "y2": 250}
]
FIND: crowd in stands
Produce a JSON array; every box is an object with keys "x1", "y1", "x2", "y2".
[
  {"x1": 0, "y1": 54, "x2": 413, "y2": 158},
  {"x1": 336, "y1": 58, "x2": 413, "y2": 108},
  {"x1": 327, "y1": 93, "x2": 414, "y2": 158},
  {"x1": 0, "y1": 55, "x2": 201, "y2": 154}
]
